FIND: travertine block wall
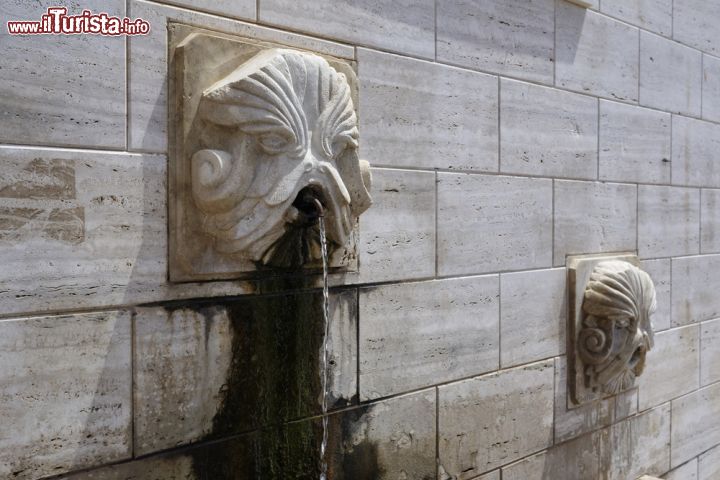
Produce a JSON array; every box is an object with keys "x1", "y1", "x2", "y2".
[{"x1": 1, "y1": 0, "x2": 720, "y2": 479}]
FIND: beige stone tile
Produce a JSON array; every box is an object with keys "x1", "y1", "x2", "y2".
[
  {"x1": 599, "y1": 100, "x2": 671, "y2": 185},
  {"x1": 357, "y1": 168, "x2": 435, "y2": 283},
  {"x1": 359, "y1": 49, "x2": 498, "y2": 172},
  {"x1": 637, "y1": 325, "x2": 700, "y2": 411},
  {"x1": 701, "y1": 318, "x2": 720, "y2": 386},
  {"x1": 0, "y1": 0, "x2": 125, "y2": 148},
  {"x1": 436, "y1": 0, "x2": 555, "y2": 84},
  {"x1": 556, "y1": 4, "x2": 639, "y2": 102},
  {"x1": 666, "y1": 459, "x2": 699, "y2": 480},
  {"x1": 330, "y1": 390, "x2": 437, "y2": 479},
  {"x1": 128, "y1": 0, "x2": 354, "y2": 152},
  {"x1": 673, "y1": 0, "x2": 720, "y2": 56},
  {"x1": 641, "y1": 259, "x2": 672, "y2": 332},
  {"x1": 258, "y1": 0, "x2": 435, "y2": 59},
  {"x1": 703, "y1": 55, "x2": 720, "y2": 123},
  {"x1": 438, "y1": 173, "x2": 553, "y2": 276},
  {"x1": 0, "y1": 311, "x2": 132, "y2": 479},
  {"x1": 604, "y1": 405, "x2": 671, "y2": 480},
  {"x1": 640, "y1": 32, "x2": 702, "y2": 116},
  {"x1": 701, "y1": 189, "x2": 720, "y2": 253},
  {"x1": 359, "y1": 276, "x2": 499, "y2": 400},
  {"x1": 0, "y1": 146, "x2": 165, "y2": 316},
  {"x1": 160, "y1": 0, "x2": 254, "y2": 20},
  {"x1": 500, "y1": 79, "x2": 598, "y2": 180},
  {"x1": 502, "y1": 430, "x2": 603, "y2": 480},
  {"x1": 553, "y1": 180, "x2": 637, "y2": 266},
  {"x1": 699, "y1": 444, "x2": 720, "y2": 480},
  {"x1": 438, "y1": 361, "x2": 554, "y2": 478},
  {"x1": 638, "y1": 185, "x2": 700, "y2": 258},
  {"x1": 671, "y1": 383, "x2": 720, "y2": 467},
  {"x1": 672, "y1": 255, "x2": 720, "y2": 326},
  {"x1": 672, "y1": 116, "x2": 720, "y2": 188},
  {"x1": 500, "y1": 268, "x2": 566, "y2": 368},
  {"x1": 601, "y1": 0, "x2": 672, "y2": 35}
]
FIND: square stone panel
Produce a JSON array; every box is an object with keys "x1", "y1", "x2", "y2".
[{"x1": 168, "y1": 25, "x2": 371, "y2": 281}]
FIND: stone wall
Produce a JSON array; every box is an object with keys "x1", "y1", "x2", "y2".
[{"x1": 1, "y1": 0, "x2": 719, "y2": 479}]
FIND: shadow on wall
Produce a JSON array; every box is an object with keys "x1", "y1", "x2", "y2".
[{"x1": 556, "y1": 3, "x2": 587, "y2": 67}]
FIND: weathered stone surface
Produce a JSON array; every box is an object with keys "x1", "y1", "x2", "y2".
[
  {"x1": 0, "y1": 311, "x2": 132, "y2": 479},
  {"x1": 134, "y1": 290, "x2": 357, "y2": 454},
  {"x1": 556, "y1": 4, "x2": 639, "y2": 102},
  {"x1": 671, "y1": 383, "x2": 720, "y2": 467},
  {"x1": 637, "y1": 325, "x2": 700, "y2": 411},
  {"x1": 357, "y1": 168, "x2": 435, "y2": 283},
  {"x1": 673, "y1": 0, "x2": 720, "y2": 56},
  {"x1": 436, "y1": 0, "x2": 555, "y2": 84},
  {"x1": 127, "y1": 1, "x2": 353, "y2": 153},
  {"x1": 359, "y1": 275, "x2": 499, "y2": 400},
  {"x1": 701, "y1": 318, "x2": 720, "y2": 386},
  {"x1": 438, "y1": 173, "x2": 553, "y2": 275},
  {"x1": 638, "y1": 185, "x2": 700, "y2": 258},
  {"x1": 327, "y1": 390, "x2": 437, "y2": 480},
  {"x1": 0, "y1": 0, "x2": 125, "y2": 148},
  {"x1": 554, "y1": 181, "x2": 637, "y2": 266},
  {"x1": 599, "y1": 101, "x2": 671, "y2": 185},
  {"x1": 168, "y1": 31, "x2": 371, "y2": 280},
  {"x1": 502, "y1": 430, "x2": 603, "y2": 480},
  {"x1": 438, "y1": 361, "x2": 554, "y2": 478},
  {"x1": 500, "y1": 79, "x2": 598, "y2": 179},
  {"x1": 701, "y1": 189, "x2": 720, "y2": 253},
  {"x1": 699, "y1": 444, "x2": 720, "y2": 480},
  {"x1": 605, "y1": 405, "x2": 671, "y2": 480},
  {"x1": 259, "y1": 0, "x2": 435, "y2": 59},
  {"x1": 0, "y1": 147, "x2": 165, "y2": 316},
  {"x1": 601, "y1": 0, "x2": 672, "y2": 35},
  {"x1": 671, "y1": 255, "x2": 720, "y2": 326},
  {"x1": 672, "y1": 116, "x2": 720, "y2": 188},
  {"x1": 642, "y1": 259, "x2": 672, "y2": 331},
  {"x1": 58, "y1": 451, "x2": 197, "y2": 479},
  {"x1": 183, "y1": 390, "x2": 436, "y2": 479},
  {"x1": 640, "y1": 32, "x2": 702, "y2": 116},
  {"x1": 665, "y1": 459, "x2": 699, "y2": 480},
  {"x1": 359, "y1": 49, "x2": 498, "y2": 172},
  {"x1": 500, "y1": 268, "x2": 566, "y2": 368},
  {"x1": 703, "y1": 55, "x2": 720, "y2": 123}
]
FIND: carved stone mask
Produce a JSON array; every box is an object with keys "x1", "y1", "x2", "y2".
[
  {"x1": 190, "y1": 48, "x2": 372, "y2": 267},
  {"x1": 578, "y1": 260, "x2": 656, "y2": 395}
]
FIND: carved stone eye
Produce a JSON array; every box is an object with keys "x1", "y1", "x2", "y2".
[{"x1": 257, "y1": 132, "x2": 291, "y2": 154}]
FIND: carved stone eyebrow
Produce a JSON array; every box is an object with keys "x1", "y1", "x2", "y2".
[{"x1": 199, "y1": 48, "x2": 358, "y2": 160}]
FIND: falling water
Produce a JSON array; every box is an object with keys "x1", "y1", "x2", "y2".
[{"x1": 318, "y1": 216, "x2": 331, "y2": 480}]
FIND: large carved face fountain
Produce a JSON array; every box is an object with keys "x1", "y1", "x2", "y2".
[
  {"x1": 169, "y1": 28, "x2": 372, "y2": 280},
  {"x1": 568, "y1": 256, "x2": 656, "y2": 405}
]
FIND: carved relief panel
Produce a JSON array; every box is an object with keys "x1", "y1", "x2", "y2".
[
  {"x1": 168, "y1": 25, "x2": 372, "y2": 281},
  {"x1": 567, "y1": 254, "x2": 657, "y2": 406}
]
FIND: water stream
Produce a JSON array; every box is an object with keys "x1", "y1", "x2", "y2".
[{"x1": 318, "y1": 216, "x2": 331, "y2": 480}]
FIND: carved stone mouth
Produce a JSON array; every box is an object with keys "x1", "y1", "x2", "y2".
[{"x1": 290, "y1": 186, "x2": 326, "y2": 227}]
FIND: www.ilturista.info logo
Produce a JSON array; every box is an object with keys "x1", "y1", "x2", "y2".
[{"x1": 7, "y1": 7, "x2": 150, "y2": 35}]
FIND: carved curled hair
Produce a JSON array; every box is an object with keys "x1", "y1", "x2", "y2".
[{"x1": 582, "y1": 261, "x2": 657, "y2": 327}]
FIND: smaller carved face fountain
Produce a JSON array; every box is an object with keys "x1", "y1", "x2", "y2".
[{"x1": 578, "y1": 260, "x2": 656, "y2": 395}]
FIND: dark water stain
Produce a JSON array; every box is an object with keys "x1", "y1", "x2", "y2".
[
  {"x1": 184, "y1": 274, "x2": 370, "y2": 479},
  {"x1": 326, "y1": 405, "x2": 383, "y2": 480}
]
